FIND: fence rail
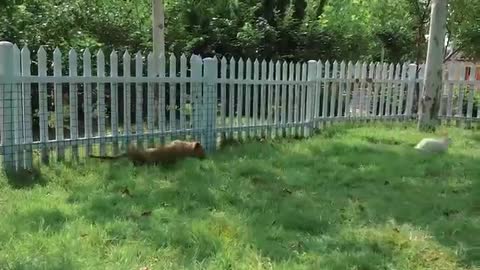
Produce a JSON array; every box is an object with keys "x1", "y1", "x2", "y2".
[{"x1": 0, "y1": 41, "x2": 479, "y2": 171}]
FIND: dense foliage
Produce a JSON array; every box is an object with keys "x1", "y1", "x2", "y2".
[{"x1": 1, "y1": 0, "x2": 479, "y2": 62}]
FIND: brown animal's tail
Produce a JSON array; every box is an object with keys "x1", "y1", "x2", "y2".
[{"x1": 89, "y1": 153, "x2": 127, "y2": 160}]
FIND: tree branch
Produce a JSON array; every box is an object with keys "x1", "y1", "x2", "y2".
[
  {"x1": 444, "y1": 47, "x2": 461, "y2": 63},
  {"x1": 421, "y1": 0, "x2": 432, "y2": 23},
  {"x1": 444, "y1": 22, "x2": 452, "y2": 51}
]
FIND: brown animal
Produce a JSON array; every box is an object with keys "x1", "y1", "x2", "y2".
[{"x1": 89, "y1": 140, "x2": 206, "y2": 165}]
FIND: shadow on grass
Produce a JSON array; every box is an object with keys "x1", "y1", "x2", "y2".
[
  {"x1": 66, "y1": 125, "x2": 479, "y2": 268},
  {"x1": 3, "y1": 167, "x2": 47, "y2": 189},
  {"x1": 8, "y1": 207, "x2": 69, "y2": 234}
]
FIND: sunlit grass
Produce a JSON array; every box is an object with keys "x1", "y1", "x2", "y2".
[{"x1": 0, "y1": 122, "x2": 479, "y2": 269}]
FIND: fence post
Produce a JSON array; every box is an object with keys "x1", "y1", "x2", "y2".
[
  {"x1": 202, "y1": 57, "x2": 218, "y2": 153},
  {"x1": 0, "y1": 41, "x2": 15, "y2": 171},
  {"x1": 405, "y1": 64, "x2": 417, "y2": 118},
  {"x1": 21, "y1": 46, "x2": 33, "y2": 169},
  {"x1": 305, "y1": 60, "x2": 317, "y2": 137}
]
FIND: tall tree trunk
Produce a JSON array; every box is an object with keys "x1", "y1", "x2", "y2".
[
  {"x1": 417, "y1": 0, "x2": 448, "y2": 132},
  {"x1": 411, "y1": 0, "x2": 431, "y2": 114},
  {"x1": 152, "y1": 0, "x2": 165, "y2": 60}
]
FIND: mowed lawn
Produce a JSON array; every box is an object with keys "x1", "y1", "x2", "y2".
[{"x1": 0, "y1": 123, "x2": 479, "y2": 270}]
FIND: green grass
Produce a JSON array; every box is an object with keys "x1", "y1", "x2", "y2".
[{"x1": 0, "y1": 122, "x2": 479, "y2": 270}]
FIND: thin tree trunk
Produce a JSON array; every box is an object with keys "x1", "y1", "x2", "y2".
[
  {"x1": 417, "y1": 0, "x2": 448, "y2": 132},
  {"x1": 152, "y1": 0, "x2": 165, "y2": 59}
]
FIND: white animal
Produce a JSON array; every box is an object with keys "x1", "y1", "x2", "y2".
[{"x1": 414, "y1": 136, "x2": 451, "y2": 153}]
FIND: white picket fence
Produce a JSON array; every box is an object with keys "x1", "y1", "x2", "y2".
[{"x1": 0, "y1": 41, "x2": 479, "y2": 171}]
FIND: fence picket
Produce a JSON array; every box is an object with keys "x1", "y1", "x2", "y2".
[
  {"x1": 261, "y1": 60, "x2": 267, "y2": 137},
  {"x1": 21, "y1": 46, "x2": 33, "y2": 168},
  {"x1": 97, "y1": 50, "x2": 106, "y2": 155},
  {"x1": 406, "y1": 64, "x2": 417, "y2": 117},
  {"x1": 384, "y1": 64, "x2": 394, "y2": 116},
  {"x1": 253, "y1": 59, "x2": 260, "y2": 136},
  {"x1": 372, "y1": 63, "x2": 381, "y2": 117},
  {"x1": 190, "y1": 55, "x2": 202, "y2": 141},
  {"x1": 220, "y1": 57, "x2": 227, "y2": 139},
  {"x1": 392, "y1": 64, "x2": 401, "y2": 116},
  {"x1": 330, "y1": 61, "x2": 338, "y2": 119},
  {"x1": 456, "y1": 63, "x2": 466, "y2": 117},
  {"x1": 467, "y1": 64, "x2": 476, "y2": 118},
  {"x1": 245, "y1": 58, "x2": 252, "y2": 138},
  {"x1": 367, "y1": 62, "x2": 375, "y2": 118},
  {"x1": 294, "y1": 62, "x2": 301, "y2": 136},
  {"x1": 158, "y1": 53, "x2": 166, "y2": 142},
  {"x1": 274, "y1": 61, "x2": 281, "y2": 137},
  {"x1": 38, "y1": 46, "x2": 49, "y2": 163},
  {"x1": 301, "y1": 62, "x2": 307, "y2": 134},
  {"x1": 388, "y1": 63, "x2": 395, "y2": 116},
  {"x1": 398, "y1": 63, "x2": 407, "y2": 116},
  {"x1": 180, "y1": 54, "x2": 187, "y2": 139},
  {"x1": 84, "y1": 49, "x2": 95, "y2": 155},
  {"x1": 53, "y1": 48, "x2": 65, "y2": 160},
  {"x1": 379, "y1": 63, "x2": 388, "y2": 117},
  {"x1": 12, "y1": 45, "x2": 23, "y2": 169},
  {"x1": 288, "y1": 62, "x2": 295, "y2": 136},
  {"x1": 315, "y1": 61, "x2": 323, "y2": 124},
  {"x1": 110, "y1": 50, "x2": 119, "y2": 154},
  {"x1": 82, "y1": 49, "x2": 94, "y2": 155},
  {"x1": 228, "y1": 57, "x2": 236, "y2": 139},
  {"x1": 396, "y1": 64, "x2": 403, "y2": 116},
  {"x1": 237, "y1": 58, "x2": 244, "y2": 139},
  {"x1": 322, "y1": 61, "x2": 330, "y2": 120},
  {"x1": 169, "y1": 54, "x2": 177, "y2": 136},
  {"x1": 281, "y1": 61, "x2": 288, "y2": 136},
  {"x1": 122, "y1": 51, "x2": 132, "y2": 146},
  {"x1": 337, "y1": 61, "x2": 346, "y2": 117},
  {"x1": 475, "y1": 65, "x2": 480, "y2": 118},
  {"x1": 306, "y1": 61, "x2": 317, "y2": 137},
  {"x1": 68, "y1": 49, "x2": 79, "y2": 160},
  {"x1": 135, "y1": 52, "x2": 144, "y2": 147},
  {"x1": 385, "y1": 63, "x2": 394, "y2": 116},
  {"x1": 147, "y1": 52, "x2": 155, "y2": 146},
  {"x1": 359, "y1": 62, "x2": 367, "y2": 118},
  {"x1": 344, "y1": 62, "x2": 353, "y2": 117},
  {"x1": 267, "y1": 60, "x2": 274, "y2": 138}
]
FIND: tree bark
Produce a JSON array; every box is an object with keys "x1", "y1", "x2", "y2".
[
  {"x1": 152, "y1": 0, "x2": 165, "y2": 62},
  {"x1": 417, "y1": 0, "x2": 449, "y2": 132}
]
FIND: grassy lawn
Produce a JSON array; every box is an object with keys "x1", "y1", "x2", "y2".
[{"x1": 0, "y1": 122, "x2": 479, "y2": 270}]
